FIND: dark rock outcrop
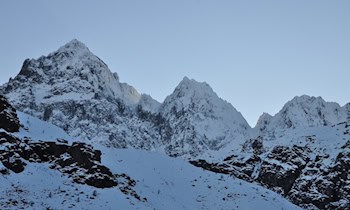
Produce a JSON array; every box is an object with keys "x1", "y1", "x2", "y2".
[
  {"x1": 288, "y1": 140, "x2": 350, "y2": 209},
  {"x1": 0, "y1": 131, "x2": 116, "y2": 188},
  {"x1": 0, "y1": 95, "x2": 20, "y2": 132},
  {"x1": 190, "y1": 135, "x2": 350, "y2": 209},
  {"x1": 257, "y1": 145, "x2": 310, "y2": 195}
]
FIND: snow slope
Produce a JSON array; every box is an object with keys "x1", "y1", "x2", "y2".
[
  {"x1": 0, "y1": 162, "x2": 141, "y2": 210},
  {"x1": 0, "y1": 148, "x2": 300, "y2": 210},
  {"x1": 99, "y1": 147, "x2": 300, "y2": 210},
  {"x1": 15, "y1": 111, "x2": 74, "y2": 143}
]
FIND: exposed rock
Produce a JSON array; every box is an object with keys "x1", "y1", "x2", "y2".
[
  {"x1": 0, "y1": 96, "x2": 20, "y2": 132},
  {"x1": 287, "y1": 141, "x2": 350, "y2": 209},
  {"x1": 189, "y1": 159, "x2": 231, "y2": 175},
  {"x1": 190, "y1": 140, "x2": 350, "y2": 209},
  {"x1": 1, "y1": 154, "x2": 26, "y2": 173},
  {"x1": 0, "y1": 130, "x2": 116, "y2": 188},
  {"x1": 256, "y1": 145, "x2": 310, "y2": 193},
  {"x1": 242, "y1": 136, "x2": 265, "y2": 155}
]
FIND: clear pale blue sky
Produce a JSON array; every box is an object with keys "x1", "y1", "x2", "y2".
[{"x1": 1, "y1": 1, "x2": 349, "y2": 126}]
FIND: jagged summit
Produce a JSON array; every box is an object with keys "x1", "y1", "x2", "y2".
[
  {"x1": 255, "y1": 112, "x2": 273, "y2": 131},
  {"x1": 59, "y1": 38, "x2": 89, "y2": 50},
  {"x1": 178, "y1": 76, "x2": 213, "y2": 92},
  {"x1": 256, "y1": 94, "x2": 347, "y2": 132},
  {"x1": 3, "y1": 39, "x2": 141, "y2": 106},
  {"x1": 44, "y1": 39, "x2": 97, "y2": 71},
  {"x1": 287, "y1": 95, "x2": 326, "y2": 106},
  {"x1": 160, "y1": 77, "x2": 250, "y2": 157},
  {"x1": 177, "y1": 76, "x2": 209, "y2": 88},
  {"x1": 162, "y1": 76, "x2": 223, "y2": 112},
  {"x1": 162, "y1": 77, "x2": 249, "y2": 128},
  {"x1": 138, "y1": 94, "x2": 161, "y2": 113},
  {"x1": 53, "y1": 38, "x2": 90, "y2": 56}
]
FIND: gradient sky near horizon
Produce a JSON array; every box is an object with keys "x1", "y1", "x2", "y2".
[{"x1": 1, "y1": 1, "x2": 349, "y2": 126}]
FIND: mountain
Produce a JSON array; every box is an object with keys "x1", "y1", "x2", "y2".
[
  {"x1": 2, "y1": 39, "x2": 350, "y2": 209},
  {"x1": 0, "y1": 95, "x2": 299, "y2": 210},
  {"x1": 192, "y1": 96, "x2": 350, "y2": 209},
  {"x1": 0, "y1": 39, "x2": 250, "y2": 159},
  {"x1": 1, "y1": 39, "x2": 166, "y2": 153},
  {"x1": 160, "y1": 76, "x2": 250, "y2": 158},
  {"x1": 255, "y1": 95, "x2": 347, "y2": 133},
  {"x1": 6, "y1": 39, "x2": 140, "y2": 105}
]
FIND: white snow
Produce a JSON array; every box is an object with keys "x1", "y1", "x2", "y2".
[
  {"x1": 15, "y1": 111, "x2": 74, "y2": 143},
  {"x1": 0, "y1": 163, "x2": 141, "y2": 210},
  {"x1": 98, "y1": 147, "x2": 300, "y2": 210}
]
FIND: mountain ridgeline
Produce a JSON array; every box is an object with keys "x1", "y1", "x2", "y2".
[
  {"x1": 0, "y1": 39, "x2": 253, "y2": 159},
  {"x1": 1, "y1": 40, "x2": 350, "y2": 159},
  {"x1": 2, "y1": 39, "x2": 350, "y2": 209}
]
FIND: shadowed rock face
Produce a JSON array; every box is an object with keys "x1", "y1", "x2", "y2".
[
  {"x1": 0, "y1": 95, "x2": 20, "y2": 132},
  {"x1": 0, "y1": 131, "x2": 117, "y2": 188},
  {"x1": 190, "y1": 134, "x2": 350, "y2": 210}
]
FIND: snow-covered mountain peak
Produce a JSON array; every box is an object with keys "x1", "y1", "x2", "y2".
[
  {"x1": 286, "y1": 95, "x2": 326, "y2": 107},
  {"x1": 176, "y1": 76, "x2": 214, "y2": 97},
  {"x1": 53, "y1": 38, "x2": 90, "y2": 56},
  {"x1": 3, "y1": 39, "x2": 141, "y2": 106},
  {"x1": 162, "y1": 77, "x2": 227, "y2": 113},
  {"x1": 160, "y1": 77, "x2": 251, "y2": 158},
  {"x1": 257, "y1": 95, "x2": 347, "y2": 132},
  {"x1": 138, "y1": 94, "x2": 161, "y2": 113},
  {"x1": 255, "y1": 112, "x2": 273, "y2": 131},
  {"x1": 44, "y1": 39, "x2": 97, "y2": 69},
  {"x1": 161, "y1": 77, "x2": 250, "y2": 127},
  {"x1": 177, "y1": 76, "x2": 208, "y2": 88}
]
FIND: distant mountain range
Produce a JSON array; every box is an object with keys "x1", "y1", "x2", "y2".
[{"x1": 1, "y1": 39, "x2": 349, "y2": 209}]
